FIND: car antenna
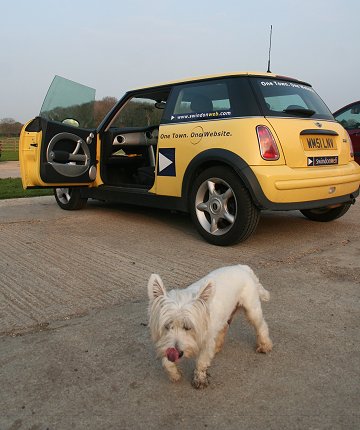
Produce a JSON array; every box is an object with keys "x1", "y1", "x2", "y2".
[{"x1": 267, "y1": 25, "x2": 273, "y2": 73}]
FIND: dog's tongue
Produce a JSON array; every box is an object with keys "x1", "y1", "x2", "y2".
[{"x1": 166, "y1": 347, "x2": 180, "y2": 362}]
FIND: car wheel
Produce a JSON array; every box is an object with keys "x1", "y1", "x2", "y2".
[
  {"x1": 300, "y1": 203, "x2": 351, "y2": 222},
  {"x1": 189, "y1": 167, "x2": 260, "y2": 246},
  {"x1": 54, "y1": 187, "x2": 88, "y2": 210}
]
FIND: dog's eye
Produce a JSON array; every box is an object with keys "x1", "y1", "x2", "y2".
[
  {"x1": 165, "y1": 323, "x2": 172, "y2": 331},
  {"x1": 183, "y1": 325, "x2": 192, "y2": 331}
]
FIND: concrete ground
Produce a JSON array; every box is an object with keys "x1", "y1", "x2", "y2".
[
  {"x1": 0, "y1": 160, "x2": 20, "y2": 178},
  {"x1": 0, "y1": 195, "x2": 359, "y2": 429}
]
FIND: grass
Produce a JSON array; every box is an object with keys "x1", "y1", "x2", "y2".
[
  {"x1": 1, "y1": 150, "x2": 19, "y2": 161},
  {"x1": 0, "y1": 136, "x2": 19, "y2": 161},
  {"x1": 0, "y1": 178, "x2": 53, "y2": 199},
  {"x1": 0, "y1": 137, "x2": 53, "y2": 199}
]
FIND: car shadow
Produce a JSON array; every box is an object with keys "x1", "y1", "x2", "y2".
[{"x1": 85, "y1": 200, "x2": 316, "y2": 245}]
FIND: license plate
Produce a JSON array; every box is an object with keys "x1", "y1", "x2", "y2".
[
  {"x1": 303, "y1": 136, "x2": 337, "y2": 150},
  {"x1": 307, "y1": 156, "x2": 338, "y2": 166}
]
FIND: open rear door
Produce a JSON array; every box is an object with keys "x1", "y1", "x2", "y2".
[{"x1": 20, "y1": 76, "x2": 98, "y2": 188}]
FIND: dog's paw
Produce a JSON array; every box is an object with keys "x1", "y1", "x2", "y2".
[
  {"x1": 166, "y1": 367, "x2": 182, "y2": 383},
  {"x1": 191, "y1": 377, "x2": 209, "y2": 389},
  {"x1": 256, "y1": 339, "x2": 273, "y2": 353},
  {"x1": 192, "y1": 370, "x2": 210, "y2": 389},
  {"x1": 169, "y1": 371, "x2": 182, "y2": 383},
  {"x1": 162, "y1": 357, "x2": 182, "y2": 382}
]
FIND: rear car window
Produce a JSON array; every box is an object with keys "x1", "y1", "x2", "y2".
[{"x1": 251, "y1": 77, "x2": 334, "y2": 121}]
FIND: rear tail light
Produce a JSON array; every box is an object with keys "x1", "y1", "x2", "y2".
[
  {"x1": 256, "y1": 125, "x2": 280, "y2": 160},
  {"x1": 345, "y1": 131, "x2": 354, "y2": 158}
]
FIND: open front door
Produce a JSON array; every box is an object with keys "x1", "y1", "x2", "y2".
[
  {"x1": 20, "y1": 117, "x2": 97, "y2": 187},
  {"x1": 19, "y1": 75, "x2": 98, "y2": 188}
]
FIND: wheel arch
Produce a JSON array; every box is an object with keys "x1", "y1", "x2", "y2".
[{"x1": 181, "y1": 149, "x2": 263, "y2": 211}]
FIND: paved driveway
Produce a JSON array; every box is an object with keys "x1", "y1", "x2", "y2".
[
  {"x1": 0, "y1": 196, "x2": 359, "y2": 429},
  {"x1": 0, "y1": 161, "x2": 20, "y2": 178}
]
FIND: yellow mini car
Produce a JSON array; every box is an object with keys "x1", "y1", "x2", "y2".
[{"x1": 20, "y1": 73, "x2": 360, "y2": 245}]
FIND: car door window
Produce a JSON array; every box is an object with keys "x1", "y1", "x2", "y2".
[
  {"x1": 40, "y1": 75, "x2": 96, "y2": 128},
  {"x1": 334, "y1": 103, "x2": 360, "y2": 130}
]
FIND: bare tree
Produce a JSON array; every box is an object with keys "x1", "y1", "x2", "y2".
[{"x1": 0, "y1": 118, "x2": 23, "y2": 136}]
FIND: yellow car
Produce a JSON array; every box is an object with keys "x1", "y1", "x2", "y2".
[{"x1": 20, "y1": 73, "x2": 360, "y2": 245}]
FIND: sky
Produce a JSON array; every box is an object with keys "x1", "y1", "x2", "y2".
[{"x1": 1, "y1": 0, "x2": 359, "y2": 123}]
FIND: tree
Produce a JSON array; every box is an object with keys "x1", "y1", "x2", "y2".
[
  {"x1": 0, "y1": 118, "x2": 23, "y2": 136},
  {"x1": 94, "y1": 97, "x2": 118, "y2": 124}
]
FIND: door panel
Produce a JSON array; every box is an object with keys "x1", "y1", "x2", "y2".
[{"x1": 20, "y1": 116, "x2": 97, "y2": 187}]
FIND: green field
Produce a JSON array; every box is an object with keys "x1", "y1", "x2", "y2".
[
  {"x1": 0, "y1": 178, "x2": 53, "y2": 199},
  {"x1": 1, "y1": 150, "x2": 18, "y2": 161}
]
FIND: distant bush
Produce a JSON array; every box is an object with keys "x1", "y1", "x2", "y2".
[{"x1": 0, "y1": 118, "x2": 23, "y2": 136}]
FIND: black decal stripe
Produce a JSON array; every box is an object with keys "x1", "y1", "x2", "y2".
[{"x1": 300, "y1": 129, "x2": 338, "y2": 136}]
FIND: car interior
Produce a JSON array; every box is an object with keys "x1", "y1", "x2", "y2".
[
  {"x1": 101, "y1": 125, "x2": 160, "y2": 188},
  {"x1": 99, "y1": 90, "x2": 170, "y2": 189}
]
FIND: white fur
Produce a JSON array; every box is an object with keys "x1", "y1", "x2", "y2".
[{"x1": 147, "y1": 264, "x2": 273, "y2": 389}]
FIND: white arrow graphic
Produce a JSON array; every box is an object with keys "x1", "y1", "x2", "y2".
[
  {"x1": 308, "y1": 158, "x2": 313, "y2": 166},
  {"x1": 159, "y1": 152, "x2": 173, "y2": 172}
]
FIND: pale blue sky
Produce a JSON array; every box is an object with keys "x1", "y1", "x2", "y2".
[{"x1": 1, "y1": 0, "x2": 359, "y2": 123}]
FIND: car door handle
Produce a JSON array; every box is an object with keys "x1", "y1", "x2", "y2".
[
  {"x1": 30, "y1": 143, "x2": 38, "y2": 147},
  {"x1": 49, "y1": 150, "x2": 87, "y2": 163}
]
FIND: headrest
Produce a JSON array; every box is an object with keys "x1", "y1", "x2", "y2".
[{"x1": 190, "y1": 95, "x2": 213, "y2": 113}]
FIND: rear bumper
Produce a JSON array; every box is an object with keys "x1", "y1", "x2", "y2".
[
  {"x1": 255, "y1": 188, "x2": 358, "y2": 211},
  {"x1": 247, "y1": 162, "x2": 360, "y2": 210}
]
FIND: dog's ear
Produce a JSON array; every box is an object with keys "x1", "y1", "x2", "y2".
[
  {"x1": 148, "y1": 274, "x2": 167, "y2": 301},
  {"x1": 197, "y1": 280, "x2": 214, "y2": 303}
]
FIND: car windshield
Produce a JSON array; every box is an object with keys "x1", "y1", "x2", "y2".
[
  {"x1": 334, "y1": 104, "x2": 360, "y2": 130},
  {"x1": 40, "y1": 75, "x2": 97, "y2": 128},
  {"x1": 251, "y1": 77, "x2": 334, "y2": 120}
]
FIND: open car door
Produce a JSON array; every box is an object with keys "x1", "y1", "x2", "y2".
[{"x1": 20, "y1": 76, "x2": 98, "y2": 188}]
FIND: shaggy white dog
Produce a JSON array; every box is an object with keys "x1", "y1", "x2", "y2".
[{"x1": 147, "y1": 264, "x2": 273, "y2": 389}]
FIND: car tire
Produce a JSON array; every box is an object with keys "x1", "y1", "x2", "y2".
[
  {"x1": 54, "y1": 187, "x2": 88, "y2": 210},
  {"x1": 300, "y1": 203, "x2": 351, "y2": 222},
  {"x1": 189, "y1": 166, "x2": 260, "y2": 246}
]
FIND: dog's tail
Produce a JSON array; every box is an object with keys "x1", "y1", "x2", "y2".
[{"x1": 242, "y1": 265, "x2": 270, "y2": 302}]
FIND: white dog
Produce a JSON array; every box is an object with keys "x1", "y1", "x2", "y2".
[{"x1": 147, "y1": 264, "x2": 273, "y2": 389}]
